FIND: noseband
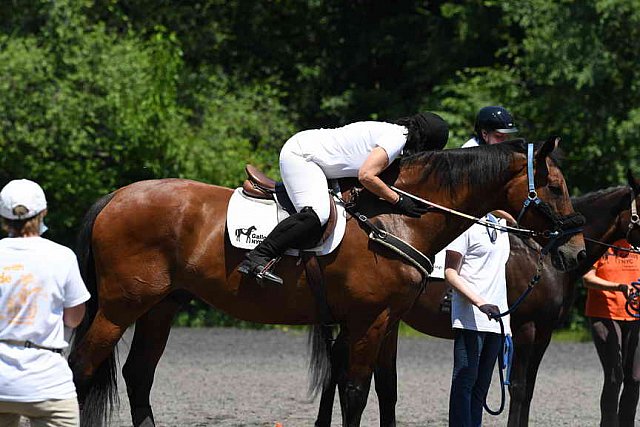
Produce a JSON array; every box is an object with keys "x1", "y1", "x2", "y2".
[{"x1": 514, "y1": 143, "x2": 585, "y2": 254}]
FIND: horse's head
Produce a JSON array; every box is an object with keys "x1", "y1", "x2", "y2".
[
  {"x1": 504, "y1": 136, "x2": 586, "y2": 271},
  {"x1": 622, "y1": 169, "x2": 640, "y2": 248}
]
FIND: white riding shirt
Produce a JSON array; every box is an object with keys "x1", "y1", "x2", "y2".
[
  {"x1": 0, "y1": 237, "x2": 90, "y2": 402},
  {"x1": 279, "y1": 121, "x2": 408, "y2": 224},
  {"x1": 447, "y1": 215, "x2": 511, "y2": 334}
]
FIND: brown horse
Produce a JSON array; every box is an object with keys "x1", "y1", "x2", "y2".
[
  {"x1": 69, "y1": 138, "x2": 585, "y2": 427},
  {"x1": 314, "y1": 171, "x2": 640, "y2": 427}
]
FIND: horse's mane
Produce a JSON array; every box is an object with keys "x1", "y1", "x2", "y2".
[
  {"x1": 572, "y1": 185, "x2": 629, "y2": 209},
  {"x1": 399, "y1": 138, "x2": 534, "y2": 196}
]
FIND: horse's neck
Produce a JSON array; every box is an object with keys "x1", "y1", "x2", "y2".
[
  {"x1": 397, "y1": 165, "x2": 510, "y2": 255},
  {"x1": 401, "y1": 166, "x2": 509, "y2": 218},
  {"x1": 574, "y1": 186, "x2": 630, "y2": 275}
]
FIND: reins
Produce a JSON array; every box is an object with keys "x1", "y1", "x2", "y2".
[{"x1": 584, "y1": 237, "x2": 640, "y2": 254}]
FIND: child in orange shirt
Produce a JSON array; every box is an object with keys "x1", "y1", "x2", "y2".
[{"x1": 584, "y1": 239, "x2": 640, "y2": 427}]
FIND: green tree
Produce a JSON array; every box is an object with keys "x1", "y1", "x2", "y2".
[{"x1": 435, "y1": 0, "x2": 640, "y2": 191}]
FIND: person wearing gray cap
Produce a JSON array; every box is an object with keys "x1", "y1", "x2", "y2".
[
  {"x1": 462, "y1": 106, "x2": 519, "y2": 147},
  {"x1": 0, "y1": 179, "x2": 90, "y2": 427}
]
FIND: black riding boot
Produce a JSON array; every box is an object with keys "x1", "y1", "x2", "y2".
[{"x1": 238, "y1": 207, "x2": 323, "y2": 285}]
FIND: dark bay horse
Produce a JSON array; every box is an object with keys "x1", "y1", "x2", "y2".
[
  {"x1": 69, "y1": 138, "x2": 585, "y2": 427},
  {"x1": 314, "y1": 171, "x2": 639, "y2": 427}
]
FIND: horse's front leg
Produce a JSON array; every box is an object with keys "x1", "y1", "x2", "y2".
[
  {"x1": 507, "y1": 322, "x2": 535, "y2": 427},
  {"x1": 122, "y1": 294, "x2": 186, "y2": 427},
  {"x1": 507, "y1": 321, "x2": 553, "y2": 427},
  {"x1": 374, "y1": 322, "x2": 399, "y2": 427},
  {"x1": 340, "y1": 309, "x2": 393, "y2": 427}
]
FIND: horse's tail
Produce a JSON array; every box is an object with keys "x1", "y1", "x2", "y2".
[
  {"x1": 69, "y1": 192, "x2": 118, "y2": 427},
  {"x1": 307, "y1": 324, "x2": 336, "y2": 397}
]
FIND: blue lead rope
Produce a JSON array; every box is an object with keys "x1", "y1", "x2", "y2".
[
  {"x1": 503, "y1": 334, "x2": 514, "y2": 386},
  {"x1": 484, "y1": 317, "x2": 514, "y2": 416}
]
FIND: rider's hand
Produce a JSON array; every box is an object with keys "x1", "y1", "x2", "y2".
[
  {"x1": 618, "y1": 284, "x2": 629, "y2": 297},
  {"x1": 394, "y1": 195, "x2": 429, "y2": 218},
  {"x1": 479, "y1": 304, "x2": 501, "y2": 320}
]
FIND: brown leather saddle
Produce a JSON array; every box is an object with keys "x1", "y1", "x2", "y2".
[{"x1": 242, "y1": 164, "x2": 339, "y2": 245}]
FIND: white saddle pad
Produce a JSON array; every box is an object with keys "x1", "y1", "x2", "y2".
[{"x1": 226, "y1": 188, "x2": 347, "y2": 256}]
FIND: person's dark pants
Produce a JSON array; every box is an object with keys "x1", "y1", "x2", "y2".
[
  {"x1": 449, "y1": 328, "x2": 502, "y2": 427},
  {"x1": 590, "y1": 317, "x2": 640, "y2": 427}
]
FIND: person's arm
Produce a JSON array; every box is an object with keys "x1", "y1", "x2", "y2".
[
  {"x1": 63, "y1": 303, "x2": 86, "y2": 328},
  {"x1": 357, "y1": 146, "x2": 398, "y2": 203},
  {"x1": 583, "y1": 267, "x2": 628, "y2": 295},
  {"x1": 491, "y1": 210, "x2": 517, "y2": 226},
  {"x1": 445, "y1": 250, "x2": 500, "y2": 319},
  {"x1": 444, "y1": 250, "x2": 487, "y2": 307},
  {"x1": 358, "y1": 147, "x2": 428, "y2": 217}
]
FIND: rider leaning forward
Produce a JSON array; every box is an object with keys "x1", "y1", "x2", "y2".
[{"x1": 238, "y1": 112, "x2": 449, "y2": 285}]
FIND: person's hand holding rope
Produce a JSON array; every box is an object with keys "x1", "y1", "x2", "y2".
[{"x1": 479, "y1": 304, "x2": 501, "y2": 320}]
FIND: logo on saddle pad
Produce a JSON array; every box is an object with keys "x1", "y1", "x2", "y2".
[{"x1": 234, "y1": 225, "x2": 266, "y2": 245}]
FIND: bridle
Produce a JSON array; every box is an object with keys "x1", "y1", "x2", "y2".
[
  {"x1": 584, "y1": 184, "x2": 640, "y2": 254},
  {"x1": 626, "y1": 184, "x2": 640, "y2": 244},
  {"x1": 513, "y1": 142, "x2": 585, "y2": 255}
]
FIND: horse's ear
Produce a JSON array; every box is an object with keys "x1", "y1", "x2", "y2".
[
  {"x1": 535, "y1": 136, "x2": 560, "y2": 162},
  {"x1": 628, "y1": 168, "x2": 640, "y2": 193},
  {"x1": 533, "y1": 136, "x2": 559, "y2": 181}
]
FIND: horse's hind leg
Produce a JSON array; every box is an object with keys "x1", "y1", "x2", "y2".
[
  {"x1": 374, "y1": 322, "x2": 399, "y2": 427},
  {"x1": 340, "y1": 310, "x2": 393, "y2": 427},
  {"x1": 315, "y1": 329, "x2": 348, "y2": 427},
  {"x1": 70, "y1": 309, "x2": 131, "y2": 427},
  {"x1": 122, "y1": 294, "x2": 186, "y2": 427},
  {"x1": 72, "y1": 309, "x2": 127, "y2": 394}
]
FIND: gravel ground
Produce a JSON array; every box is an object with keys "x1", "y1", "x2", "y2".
[{"x1": 107, "y1": 327, "x2": 605, "y2": 426}]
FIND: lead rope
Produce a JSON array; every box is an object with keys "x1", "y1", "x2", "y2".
[{"x1": 482, "y1": 250, "x2": 547, "y2": 415}]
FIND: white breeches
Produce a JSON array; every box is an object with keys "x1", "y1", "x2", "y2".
[{"x1": 279, "y1": 137, "x2": 330, "y2": 225}]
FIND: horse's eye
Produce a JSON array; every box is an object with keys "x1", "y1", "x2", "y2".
[{"x1": 549, "y1": 185, "x2": 563, "y2": 196}]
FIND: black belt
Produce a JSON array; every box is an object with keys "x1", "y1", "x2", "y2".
[{"x1": 0, "y1": 339, "x2": 64, "y2": 354}]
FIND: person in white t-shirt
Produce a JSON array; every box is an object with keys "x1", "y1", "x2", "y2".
[
  {"x1": 445, "y1": 210, "x2": 511, "y2": 426},
  {"x1": 238, "y1": 112, "x2": 449, "y2": 285},
  {"x1": 462, "y1": 106, "x2": 518, "y2": 148},
  {"x1": 0, "y1": 179, "x2": 90, "y2": 427}
]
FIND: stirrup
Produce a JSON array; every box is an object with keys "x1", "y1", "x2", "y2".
[
  {"x1": 256, "y1": 258, "x2": 283, "y2": 285},
  {"x1": 238, "y1": 258, "x2": 283, "y2": 285}
]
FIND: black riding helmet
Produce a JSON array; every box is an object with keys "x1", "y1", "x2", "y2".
[
  {"x1": 396, "y1": 112, "x2": 449, "y2": 155},
  {"x1": 474, "y1": 106, "x2": 518, "y2": 143}
]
